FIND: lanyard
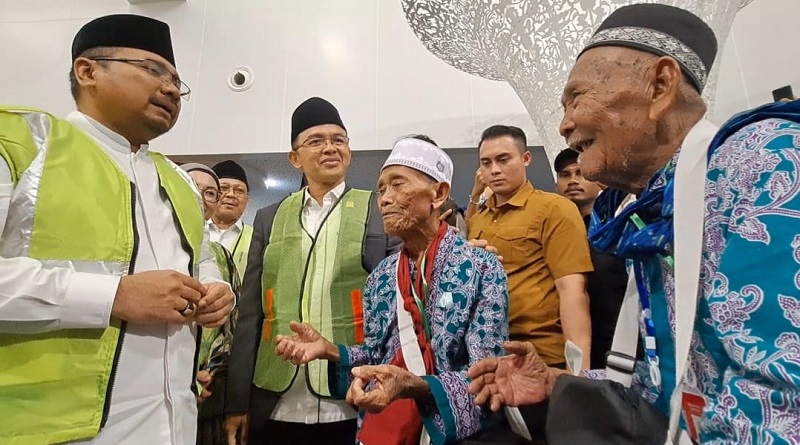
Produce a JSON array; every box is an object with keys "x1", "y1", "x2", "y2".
[
  {"x1": 629, "y1": 212, "x2": 674, "y2": 389},
  {"x1": 409, "y1": 254, "x2": 432, "y2": 340}
]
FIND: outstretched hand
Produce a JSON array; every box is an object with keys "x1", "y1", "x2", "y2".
[
  {"x1": 274, "y1": 321, "x2": 334, "y2": 365},
  {"x1": 467, "y1": 341, "x2": 559, "y2": 411}
]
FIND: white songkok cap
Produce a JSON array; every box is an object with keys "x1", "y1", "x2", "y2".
[{"x1": 382, "y1": 137, "x2": 453, "y2": 185}]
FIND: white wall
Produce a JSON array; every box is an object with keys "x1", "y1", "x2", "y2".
[{"x1": 0, "y1": 0, "x2": 797, "y2": 158}]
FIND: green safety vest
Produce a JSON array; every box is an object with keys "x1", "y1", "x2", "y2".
[
  {"x1": 253, "y1": 189, "x2": 372, "y2": 396},
  {"x1": 0, "y1": 107, "x2": 204, "y2": 445}
]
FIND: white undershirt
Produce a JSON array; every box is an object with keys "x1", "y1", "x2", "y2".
[{"x1": 208, "y1": 219, "x2": 243, "y2": 251}]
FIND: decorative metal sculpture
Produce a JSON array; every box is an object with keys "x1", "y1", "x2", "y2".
[{"x1": 402, "y1": 0, "x2": 754, "y2": 162}]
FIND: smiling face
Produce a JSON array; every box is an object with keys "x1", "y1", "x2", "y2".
[
  {"x1": 559, "y1": 46, "x2": 660, "y2": 190},
  {"x1": 377, "y1": 165, "x2": 449, "y2": 239},
  {"x1": 217, "y1": 178, "x2": 248, "y2": 222},
  {"x1": 73, "y1": 47, "x2": 183, "y2": 145},
  {"x1": 289, "y1": 124, "x2": 352, "y2": 188}
]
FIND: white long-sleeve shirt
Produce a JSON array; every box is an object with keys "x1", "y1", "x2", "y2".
[{"x1": 0, "y1": 111, "x2": 223, "y2": 445}]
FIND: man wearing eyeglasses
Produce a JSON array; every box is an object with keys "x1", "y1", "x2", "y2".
[
  {"x1": 210, "y1": 160, "x2": 254, "y2": 277},
  {"x1": 183, "y1": 162, "x2": 243, "y2": 445},
  {"x1": 225, "y1": 97, "x2": 400, "y2": 445},
  {"x1": 0, "y1": 14, "x2": 234, "y2": 445}
]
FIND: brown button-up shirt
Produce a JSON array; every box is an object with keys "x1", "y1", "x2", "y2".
[{"x1": 468, "y1": 182, "x2": 593, "y2": 364}]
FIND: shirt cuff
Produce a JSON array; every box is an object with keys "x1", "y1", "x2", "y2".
[{"x1": 61, "y1": 272, "x2": 119, "y2": 329}]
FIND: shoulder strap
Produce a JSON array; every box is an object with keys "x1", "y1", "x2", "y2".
[
  {"x1": 665, "y1": 120, "x2": 718, "y2": 444},
  {"x1": 605, "y1": 270, "x2": 640, "y2": 386}
]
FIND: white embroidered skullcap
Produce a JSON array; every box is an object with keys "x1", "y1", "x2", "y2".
[{"x1": 382, "y1": 137, "x2": 453, "y2": 185}]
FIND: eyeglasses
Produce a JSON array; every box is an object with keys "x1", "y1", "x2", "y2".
[
  {"x1": 200, "y1": 187, "x2": 220, "y2": 203},
  {"x1": 297, "y1": 135, "x2": 350, "y2": 151},
  {"x1": 91, "y1": 57, "x2": 192, "y2": 101},
  {"x1": 220, "y1": 184, "x2": 248, "y2": 197}
]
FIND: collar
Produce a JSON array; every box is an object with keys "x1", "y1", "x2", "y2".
[
  {"x1": 487, "y1": 181, "x2": 533, "y2": 210},
  {"x1": 588, "y1": 119, "x2": 719, "y2": 260},
  {"x1": 66, "y1": 111, "x2": 147, "y2": 155},
  {"x1": 303, "y1": 181, "x2": 346, "y2": 207},
  {"x1": 648, "y1": 119, "x2": 719, "y2": 193},
  {"x1": 208, "y1": 219, "x2": 243, "y2": 233}
]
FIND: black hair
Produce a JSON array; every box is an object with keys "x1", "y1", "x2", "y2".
[{"x1": 478, "y1": 125, "x2": 527, "y2": 151}]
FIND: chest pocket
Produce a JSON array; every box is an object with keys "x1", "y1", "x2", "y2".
[{"x1": 494, "y1": 226, "x2": 531, "y2": 264}]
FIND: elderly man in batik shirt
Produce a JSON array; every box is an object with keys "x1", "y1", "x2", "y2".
[
  {"x1": 467, "y1": 4, "x2": 800, "y2": 444},
  {"x1": 274, "y1": 137, "x2": 509, "y2": 445}
]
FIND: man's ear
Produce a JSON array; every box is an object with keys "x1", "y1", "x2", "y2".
[
  {"x1": 431, "y1": 182, "x2": 451, "y2": 211},
  {"x1": 648, "y1": 56, "x2": 682, "y2": 121},
  {"x1": 73, "y1": 57, "x2": 99, "y2": 91},
  {"x1": 522, "y1": 150, "x2": 532, "y2": 167},
  {"x1": 288, "y1": 150, "x2": 303, "y2": 171}
]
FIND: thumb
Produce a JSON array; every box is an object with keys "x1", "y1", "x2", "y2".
[
  {"x1": 289, "y1": 321, "x2": 307, "y2": 335},
  {"x1": 503, "y1": 340, "x2": 535, "y2": 357}
]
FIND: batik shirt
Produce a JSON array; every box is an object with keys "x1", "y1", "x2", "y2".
[
  {"x1": 586, "y1": 117, "x2": 800, "y2": 444},
  {"x1": 700, "y1": 117, "x2": 800, "y2": 444},
  {"x1": 329, "y1": 228, "x2": 509, "y2": 445}
]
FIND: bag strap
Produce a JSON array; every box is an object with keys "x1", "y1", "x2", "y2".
[
  {"x1": 665, "y1": 119, "x2": 718, "y2": 444},
  {"x1": 605, "y1": 271, "x2": 640, "y2": 386}
]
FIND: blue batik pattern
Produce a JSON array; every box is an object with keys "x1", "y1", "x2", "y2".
[
  {"x1": 700, "y1": 117, "x2": 800, "y2": 444},
  {"x1": 330, "y1": 228, "x2": 509, "y2": 445}
]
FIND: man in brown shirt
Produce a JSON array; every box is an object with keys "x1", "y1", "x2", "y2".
[{"x1": 468, "y1": 125, "x2": 593, "y2": 370}]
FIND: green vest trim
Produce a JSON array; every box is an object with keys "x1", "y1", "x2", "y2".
[
  {"x1": 0, "y1": 107, "x2": 204, "y2": 445},
  {"x1": 231, "y1": 223, "x2": 253, "y2": 276},
  {"x1": 253, "y1": 189, "x2": 372, "y2": 395}
]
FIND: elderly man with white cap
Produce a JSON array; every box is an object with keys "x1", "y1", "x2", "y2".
[{"x1": 273, "y1": 137, "x2": 510, "y2": 445}]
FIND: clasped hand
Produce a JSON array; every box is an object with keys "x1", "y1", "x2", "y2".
[
  {"x1": 112, "y1": 270, "x2": 233, "y2": 327},
  {"x1": 346, "y1": 365, "x2": 426, "y2": 414}
]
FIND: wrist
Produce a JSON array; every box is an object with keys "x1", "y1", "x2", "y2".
[
  {"x1": 401, "y1": 374, "x2": 430, "y2": 400},
  {"x1": 545, "y1": 367, "x2": 568, "y2": 397},
  {"x1": 324, "y1": 341, "x2": 340, "y2": 362}
]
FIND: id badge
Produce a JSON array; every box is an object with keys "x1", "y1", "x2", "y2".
[{"x1": 680, "y1": 390, "x2": 706, "y2": 442}]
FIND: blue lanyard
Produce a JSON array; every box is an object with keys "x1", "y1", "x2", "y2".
[
  {"x1": 629, "y1": 212, "x2": 672, "y2": 389},
  {"x1": 632, "y1": 261, "x2": 662, "y2": 389}
]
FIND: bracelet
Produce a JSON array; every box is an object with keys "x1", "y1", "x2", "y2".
[{"x1": 469, "y1": 195, "x2": 481, "y2": 205}]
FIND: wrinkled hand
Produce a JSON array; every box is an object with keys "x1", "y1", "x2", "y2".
[
  {"x1": 346, "y1": 365, "x2": 427, "y2": 413},
  {"x1": 467, "y1": 341, "x2": 556, "y2": 411},
  {"x1": 196, "y1": 370, "x2": 213, "y2": 403},
  {"x1": 467, "y1": 239, "x2": 504, "y2": 262},
  {"x1": 274, "y1": 322, "x2": 333, "y2": 365},
  {"x1": 195, "y1": 282, "x2": 234, "y2": 328},
  {"x1": 112, "y1": 270, "x2": 206, "y2": 324},
  {"x1": 225, "y1": 413, "x2": 249, "y2": 445}
]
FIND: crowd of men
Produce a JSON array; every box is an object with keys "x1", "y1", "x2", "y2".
[{"x1": 1, "y1": 3, "x2": 799, "y2": 445}]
